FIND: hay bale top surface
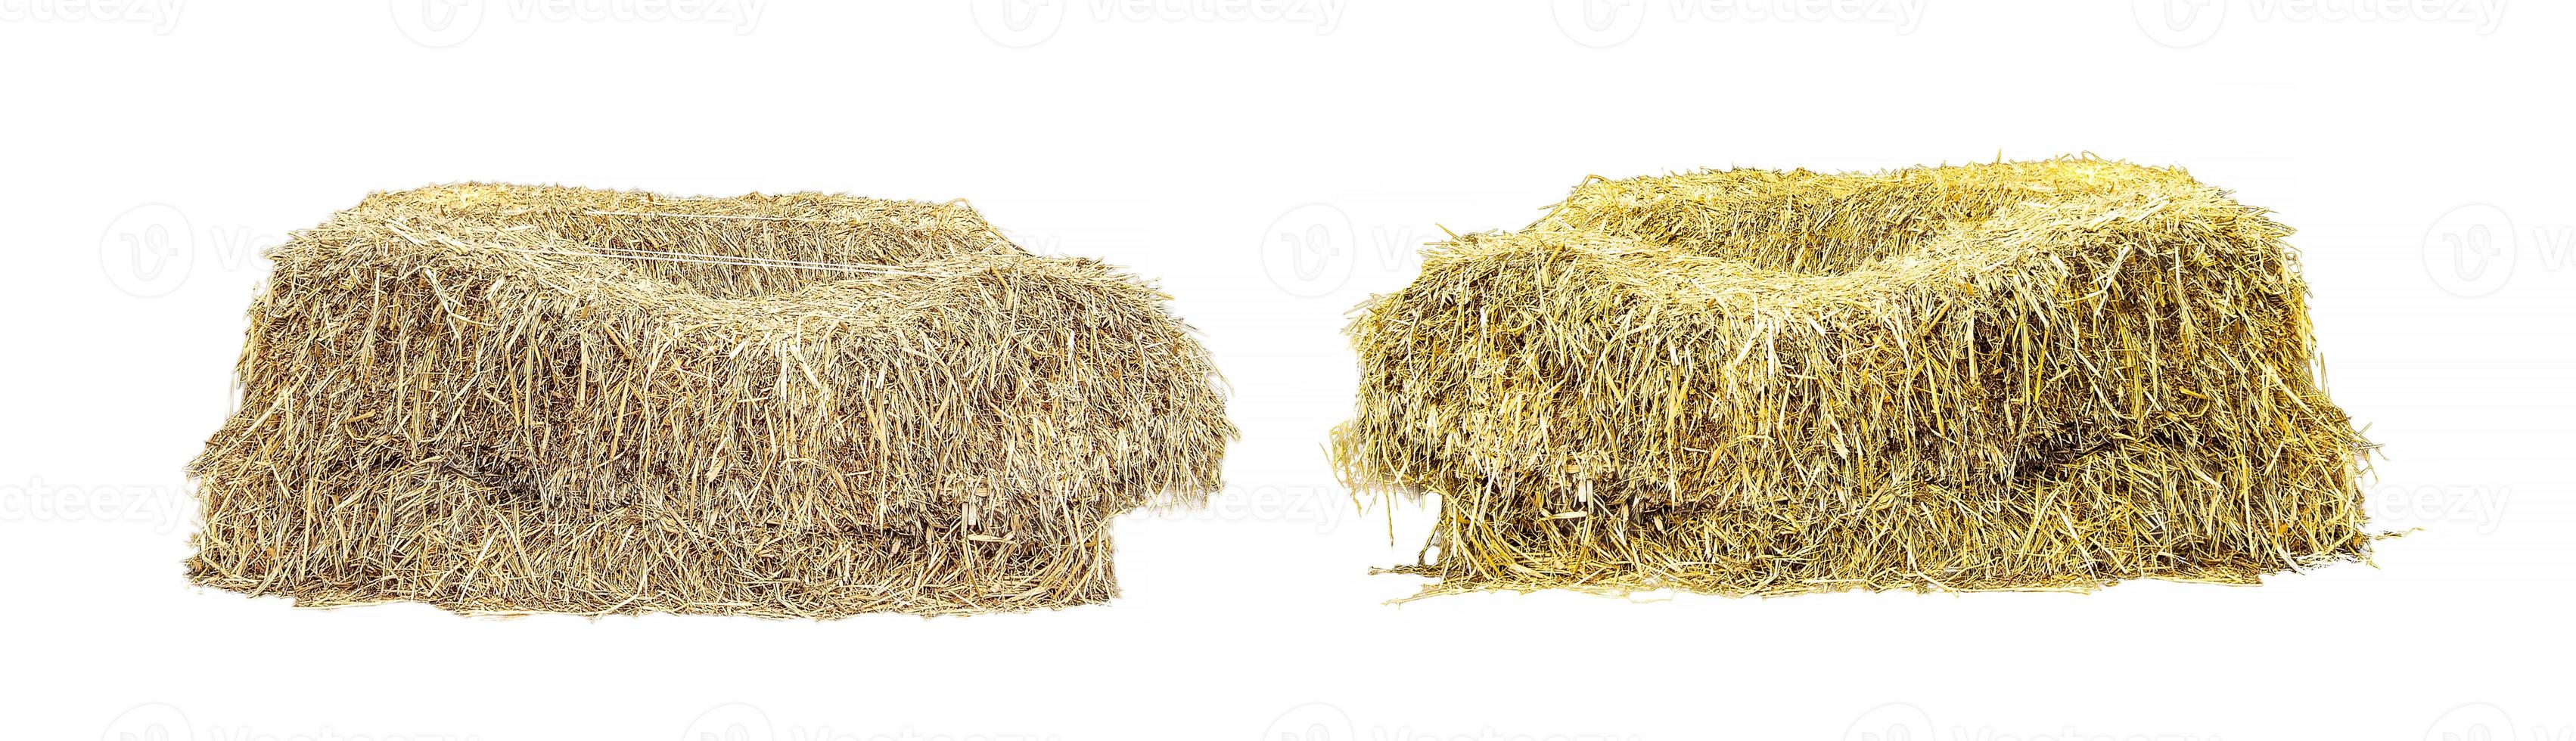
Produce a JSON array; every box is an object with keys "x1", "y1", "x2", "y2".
[
  {"x1": 241, "y1": 183, "x2": 1231, "y2": 516},
  {"x1": 1412, "y1": 158, "x2": 2291, "y2": 318},
  {"x1": 1535, "y1": 158, "x2": 2213, "y2": 268},
  {"x1": 282, "y1": 184, "x2": 1187, "y2": 342}
]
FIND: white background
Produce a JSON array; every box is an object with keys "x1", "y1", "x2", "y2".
[{"x1": 3, "y1": 2, "x2": 2570, "y2": 739}]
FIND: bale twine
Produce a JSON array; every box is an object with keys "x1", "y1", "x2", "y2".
[
  {"x1": 1332, "y1": 158, "x2": 2375, "y2": 598},
  {"x1": 188, "y1": 184, "x2": 1234, "y2": 617}
]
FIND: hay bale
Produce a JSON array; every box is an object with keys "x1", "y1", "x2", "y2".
[
  {"x1": 188, "y1": 184, "x2": 1234, "y2": 616},
  {"x1": 1332, "y1": 158, "x2": 2373, "y2": 597}
]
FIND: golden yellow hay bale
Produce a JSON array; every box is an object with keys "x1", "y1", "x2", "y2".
[
  {"x1": 188, "y1": 184, "x2": 1233, "y2": 617},
  {"x1": 1332, "y1": 158, "x2": 2373, "y2": 597}
]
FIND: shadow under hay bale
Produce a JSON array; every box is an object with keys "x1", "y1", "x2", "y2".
[
  {"x1": 1332, "y1": 158, "x2": 2375, "y2": 598},
  {"x1": 188, "y1": 184, "x2": 1234, "y2": 617}
]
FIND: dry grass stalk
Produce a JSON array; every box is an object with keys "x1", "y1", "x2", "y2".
[
  {"x1": 189, "y1": 184, "x2": 1234, "y2": 617},
  {"x1": 1332, "y1": 158, "x2": 2375, "y2": 598}
]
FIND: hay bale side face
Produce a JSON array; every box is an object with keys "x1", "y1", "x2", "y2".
[
  {"x1": 1334, "y1": 159, "x2": 2372, "y2": 597},
  {"x1": 188, "y1": 184, "x2": 1232, "y2": 617}
]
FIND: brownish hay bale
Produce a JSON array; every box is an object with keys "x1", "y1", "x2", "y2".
[
  {"x1": 1332, "y1": 158, "x2": 2375, "y2": 597},
  {"x1": 188, "y1": 184, "x2": 1233, "y2": 617}
]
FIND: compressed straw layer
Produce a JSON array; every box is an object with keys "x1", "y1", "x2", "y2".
[
  {"x1": 190, "y1": 184, "x2": 1233, "y2": 616},
  {"x1": 1334, "y1": 159, "x2": 2374, "y2": 597}
]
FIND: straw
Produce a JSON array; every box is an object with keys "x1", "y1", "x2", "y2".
[
  {"x1": 1332, "y1": 157, "x2": 2376, "y2": 599},
  {"x1": 187, "y1": 183, "x2": 1235, "y2": 617}
]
